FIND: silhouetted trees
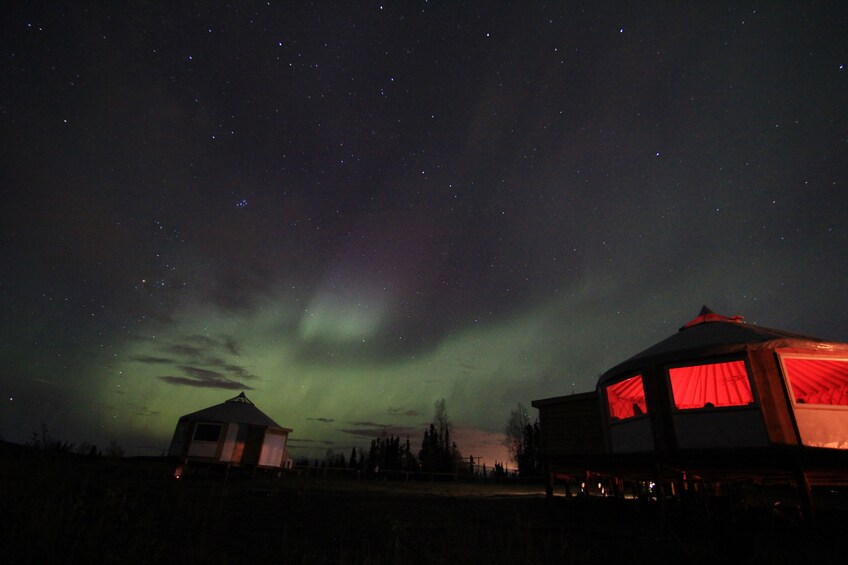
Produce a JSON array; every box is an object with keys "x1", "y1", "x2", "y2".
[
  {"x1": 105, "y1": 440, "x2": 125, "y2": 459},
  {"x1": 492, "y1": 462, "x2": 507, "y2": 478},
  {"x1": 330, "y1": 399, "x2": 467, "y2": 477},
  {"x1": 366, "y1": 434, "x2": 416, "y2": 473},
  {"x1": 418, "y1": 399, "x2": 462, "y2": 473},
  {"x1": 504, "y1": 403, "x2": 542, "y2": 477},
  {"x1": 518, "y1": 420, "x2": 542, "y2": 476},
  {"x1": 324, "y1": 449, "x2": 347, "y2": 467},
  {"x1": 27, "y1": 422, "x2": 106, "y2": 456},
  {"x1": 361, "y1": 399, "x2": 464, "y2": 476}
]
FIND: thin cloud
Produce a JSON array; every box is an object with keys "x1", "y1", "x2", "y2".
[
  {"x1": 203, "y1": 357, "x2": 258, "y2": 379},
  {"x1": 166, "y1": 344, "x2": 205, "y2": 358},
  {"x1": 180, "y1": 366, "x2": 226, "y2": 380},
  {"x1": 158, "y1": 365, "x2": 253, "y2": 390},
  {"x1": 184, "y1": 335, "x2": 221, "y2": 347},
  {"x1": 288, "y1": 438, "x2": 335, "y2": 445},
  {"x1": 340, "y1": 426, "x2": 418, "y2": 438},
  {"x1": 129, "y1": 355, "x2": 174, "y2": 364},
  {"x1": 204, "y1": 356, "x2": 227, "y2": 366},
  {"x1": 347, "y1": 420, "x2": 385, "y2": 427},
  {"x1": 159, "y1": 375, "x2": 250, "y2": 390},
  {"x1": 387, "y1": 407, "x2": 420, "y2": 417},
  {"x1": 223, "y1": 335, "x2": 241, "y2": 356},
  {"x1": 224, "y1": 365, "x2": 258, "y2": 379}
]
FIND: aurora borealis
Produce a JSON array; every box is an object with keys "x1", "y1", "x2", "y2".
[{"x1": 2, "y1": 2, "x2": 847, "y2": 465}]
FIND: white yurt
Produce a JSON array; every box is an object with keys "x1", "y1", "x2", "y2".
[{"x1": 168, "y1": 392, "x2": 292, "y2": 473}]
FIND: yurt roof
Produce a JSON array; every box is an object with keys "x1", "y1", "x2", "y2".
[
  {"x1": 598, "y1": 306, "x2": 848, "y2": 386},
  {"x1": 178, "y1": 392, "x2": 288, "y2": 430}
]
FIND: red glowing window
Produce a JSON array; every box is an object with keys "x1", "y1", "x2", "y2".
[
  {"x1": 605, "y1": 375, "x2": 647, "y2": 420},
  {"x1": 781, "y1": 357, "x2": 848, "y2": 406},
  {"x1": 668, "y1": 360, "x2": 753, "y2": 410}
]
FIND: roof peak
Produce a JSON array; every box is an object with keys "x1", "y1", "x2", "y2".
[
  {"x1": 227, "y1": 391, "x2": 254, "y2": 405},
  {"x1": 680, "y1": 305, "x2": 744, "y2": 331}
]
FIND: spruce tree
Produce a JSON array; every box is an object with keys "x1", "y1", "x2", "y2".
[{"x1": 418, "y1": 399, "x2": 461, "y2": 473}]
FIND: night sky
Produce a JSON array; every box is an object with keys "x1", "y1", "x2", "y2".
[{"x1": 2, "y1": 2, "x2": 847, "y2": 464}]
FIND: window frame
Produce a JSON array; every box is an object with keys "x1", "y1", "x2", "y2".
[
  {"x1": 604, "y1": 373, "x2": 649, "y2": 424},
  {"x1": 778, "y1": 354, "x2": 848, "y2": 409},
  {"x1": 665, "y1": 356, "x2": 759, "y2": 413},
  {"x1": 192, "y1": 422, "x2": 223, "y2": 443}
]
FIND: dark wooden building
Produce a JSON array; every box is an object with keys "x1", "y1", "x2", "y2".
[{"x1": 533, "y1": 307, "x2": 848, "y2": 503}]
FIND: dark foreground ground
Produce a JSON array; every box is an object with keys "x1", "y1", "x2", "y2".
[{"x1": 2, "y1": 448, "x2": 846, "y2": 564}]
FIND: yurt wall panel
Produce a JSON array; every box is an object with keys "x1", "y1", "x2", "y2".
[
  {"x1": 219, "y1": 422, "x2": 240, "y2": 462},
  {"x1": 259, "y1": 429, "x2": 288, "y2": 467}
]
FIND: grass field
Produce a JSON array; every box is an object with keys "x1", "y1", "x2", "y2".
[{"x1": 2, "y1": 446, "x2": 846, "y2": 564}]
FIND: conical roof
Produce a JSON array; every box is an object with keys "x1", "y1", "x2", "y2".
[
  {"x1": 598, "y1": 306, "x2": 847, "y2": 386},
  {"x1": 178, "y1": 392, "x2": 287, "y2": 430}
]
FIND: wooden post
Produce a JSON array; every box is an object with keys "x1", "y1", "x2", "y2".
[{"x1": 795, "y1": 464, "x2": 815, "y2": 520}]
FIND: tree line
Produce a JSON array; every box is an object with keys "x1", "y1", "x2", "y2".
[
  {"x1": 314, "y1": 398, "x2": 465, "y2": 475},
  {"x1": 503, "y1": 403, "x2": 542, "y2": 477},
  {"x1": 313, "y1": 399, "x2": 543, "y2": 479}
]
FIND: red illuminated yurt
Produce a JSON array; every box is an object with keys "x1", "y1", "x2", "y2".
[
  {"x1": 533, "y1": 307, "x2": 848, "y2": 507},
  {"x1": 168, "y1": 392, "x2": 292, "y2": 472},
  {"x1": 597, "y1": 306, "x2": 848, "y2": 454}
]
